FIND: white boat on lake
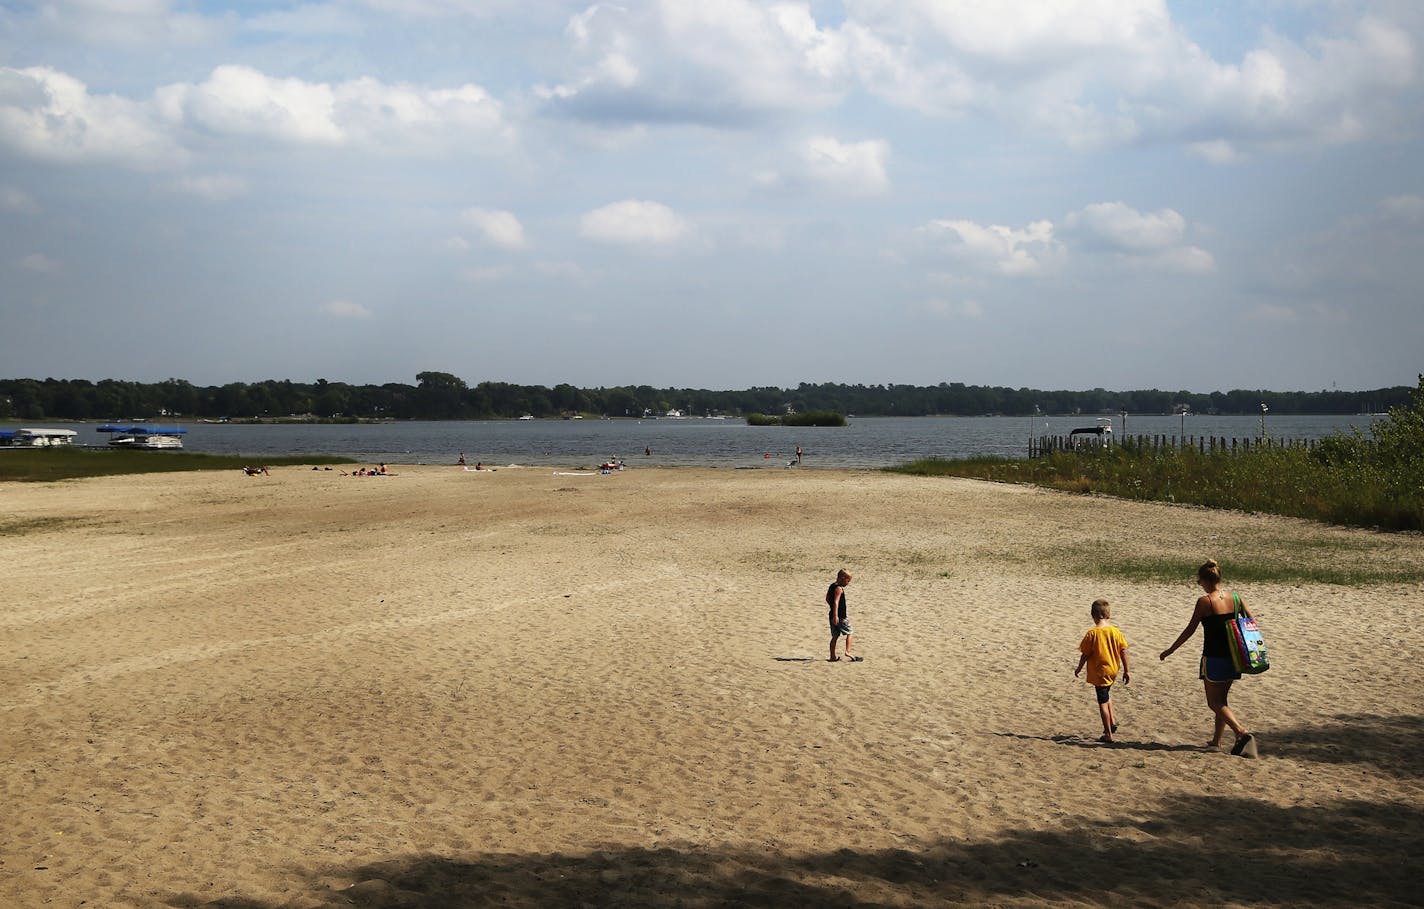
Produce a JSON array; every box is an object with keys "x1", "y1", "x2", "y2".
[
  {"x1": 0, "y1": 427, "x2": 79, "y2": 447},
  {"x1": 98, "y1": 425, "x2": 187, "y2": 449}
]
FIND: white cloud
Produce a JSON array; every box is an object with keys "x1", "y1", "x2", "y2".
[
  {"x1": 244, "y1": 4, "x2": 364, "y2": 38},
  {"x1": 1065, "y1": 202, "x2": 1184, "y2": 252},
  {"x1": 1189, "y1": 140, "x2": 1242, "y2": 165},
  {"x1": 1063, "y1": 202, "x2": 1215, "y2": 273},
  {"x1": 800, "y1": 135, "x2": 890, "y2": 195},
  {"x1": 1153, "y1": 245, "x2": 1216, "y2": 274},
  {"x1": 154, "y1": 65, "x2": 342, "y2": 144},
  {"x1": 534, "y1": 260, "x2": 588, "y2": 281},
  {"x1": 1248, "y1": 303, "x2": 1298, "y2": 323},
  {"x1": 461, "y1": 207, "x2": 528, "y2": 250},
  {"x1": 579, "y1": 199, "x2": 691, "y2": 247},
  {"x1": 173, "y1": 173, "x2": 247, "y2": 201},
  {"x1": 756, "y1": 135, "x2": 891, "y2": 196},
  {"x1": 0, "y1": 66, "x2": 183, "y2": 168},
  {"x1": 917, "y1": 218, "x2": 1062, "y2": 276},
  {"x1": 859, "y1": 0, "x2": 1170, "y2": 64},
  {"x1": 844, "y1": 2, "x2": 1419, "y2": 154},
  {"x1": 1264, "y1": 193, "x2": 1424, "y2": 296},
  {"x1": 539, "y1": 0, "x2": 1416, "y2": 158},
  {"x1": 912, "y1": 202, "x2": 1213, "y2": 279},
  {"x1": 19, "y1": 252, "x2": 62, "y2": 274},
  {"x1": 1378, "y1": 194, "x2": 1424, "y2": 225},
  {"x1": 1, "y1": 64, "x2": 511, "y2": 168},
  {"x1": 358, "y1": 0, "x2": 534, "y2": 20},
  {"x1": 1121, "y1": 16, "x2": 1418, "y2": 156},
  {"x1": 334, "y1": 79, "x2": 512, "y2": 151},
  {"x1": 461, "y1": 265, "x2": 513, "y2": 282},
  {"x1": 541, "y1": 1, "x2": 849, "y2": 124},
  {"x1": 1, "y1": 186, "x2": 39, "y2": 213},
  {"x1": 33, "y1": 0, "x2": 224, "y2": 47},
  {"x1": 153, "y1": 65, "x2": 513, "y2": 153},
  {"x1": 321, "y1": 299, "x2": 372, "y2": 319},
  {"x1": 920, "y1": 298, "x2": 984, "y2": 320}
]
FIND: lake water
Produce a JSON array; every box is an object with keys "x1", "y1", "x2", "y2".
[{"x1": 11, "y1": 414, "x2": 1378, "y2": 469}]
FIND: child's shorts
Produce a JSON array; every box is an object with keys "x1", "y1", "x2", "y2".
[
  {"x1": 1095, "y1": 685, "x2": 1113, "y2": 704},
  {"x1": 1200, "y1": 656, "x2": 1241, "y2": 682},
  {"x1": 830, "y1": 619, "x2": 853, "y2": 636}
]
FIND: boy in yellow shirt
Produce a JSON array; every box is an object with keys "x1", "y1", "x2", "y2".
[{"x1": 1075, "y1": 598, "x2": 1130, "y2": 743}]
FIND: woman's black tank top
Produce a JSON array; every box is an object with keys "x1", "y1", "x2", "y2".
[{"x1": 1201, "y1": 612, "x2": 1232, "y2": 658}]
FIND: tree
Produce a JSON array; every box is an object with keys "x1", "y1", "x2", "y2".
[
  {"x1": 313, "y1": 382, "x2": 351, "y2": 418},
  {"x1": 416, "y1": 371, "x2": 469, "y2": 419},
  {"x1": 157, "y1": 378, "x2": 200, "y2": 416},
  {"x1": 1370, "y1": 374, "x2": 1424, "y2": 478}
]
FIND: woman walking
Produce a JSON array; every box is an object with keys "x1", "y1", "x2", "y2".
[{"x1": 1160, "y1": 559, "x2": 1256, "y2": 756}]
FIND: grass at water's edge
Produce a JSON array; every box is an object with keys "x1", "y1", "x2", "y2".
[
  {"x1": 885, "y1": 449, "x2": 1423, "y2": 534},
  {"x1": 886, "y1": 455, "x2": 1424, "y2": 585},
  {"x1": 0, "y1": 448, "x2": 353, "y2": 483},
  {"x1": 1047, "y1": 551, "x2": 1424, "y2": 586}
]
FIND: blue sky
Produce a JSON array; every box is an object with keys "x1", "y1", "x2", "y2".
[{"x1": 1, "y1": 0, "x2": 1421, "y2": 391}]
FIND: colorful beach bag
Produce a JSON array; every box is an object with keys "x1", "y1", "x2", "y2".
[{"x1": 1228, "y1": 593, "x2": 1270, "y2": 674}]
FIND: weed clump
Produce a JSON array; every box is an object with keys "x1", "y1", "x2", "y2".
[{"x1": 889, "y1": 375, "x2": 1424, "y2": 532}]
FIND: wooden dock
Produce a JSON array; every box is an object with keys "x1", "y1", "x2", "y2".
[{"x1": 1029, "y1": 434, "x2": 1320, "y2": 458}]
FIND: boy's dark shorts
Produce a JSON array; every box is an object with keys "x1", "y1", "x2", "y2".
[
  {"x1": 1095, "y1": 685, "x2": 1113, "y2": 705},
  {"x1": 830, "y1": 618, "x2": 852, "y2": 636}
]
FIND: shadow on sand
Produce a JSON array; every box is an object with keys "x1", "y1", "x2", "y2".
[
  {"x1": 1265, "y1": 712, "x2": 1424, "y2": 778},
  {"x1": 995, "y1": 731, "x2": 1207, "y2": 753},
  {"x1": 167, "y1": 786, "x2": 1422, "y2": 908},
  {"x1": 1003, "y1": 713, "x2": 1424, "y2": 769}
]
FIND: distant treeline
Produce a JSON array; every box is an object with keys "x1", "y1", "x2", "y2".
[{"x1": 0, "y1": 372, "x2": 1412, "y2": 422}]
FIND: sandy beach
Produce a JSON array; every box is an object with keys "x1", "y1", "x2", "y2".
[{"x1": 3, "y1": 464, "x2": 1422, "y2": 908}]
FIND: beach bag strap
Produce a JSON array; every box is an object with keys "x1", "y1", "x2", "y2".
[{"x1": 1232, "y1": 592, "x2": 1244, "y2": 617}]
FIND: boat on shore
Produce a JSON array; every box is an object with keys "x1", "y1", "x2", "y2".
[
  {"x1": 98, "y1": 425, "x2": 187, "y2": 450},
  {"x1": 0, "y1": 427, "x2": 80, "y2": 447},
  {"x1": 1068, "y1": 418, "x2": 1114, "y2": 448}
]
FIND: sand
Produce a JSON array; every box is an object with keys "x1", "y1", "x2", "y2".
[{"x1": 2, "y1": 464, "x2": 1422, "y2": 908}]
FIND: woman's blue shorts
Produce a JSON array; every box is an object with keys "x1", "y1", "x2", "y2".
[{"x1": 1200, "y1": 655, "x2": 1240, "y2": 682}]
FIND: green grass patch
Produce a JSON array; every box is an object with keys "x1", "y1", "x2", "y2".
[
  {"x1": 1055, "y1": 552, "x2": 1424, "y2": 587},
  {"x1": 888, "y1": 444, "x2": 1424, "y2": 532},
  {"x1": 0, "y1": 448, "x2": 353, "y2": 483},
  {"x1": 0, "y1": 515, "x2": 89, "y2": 536}
]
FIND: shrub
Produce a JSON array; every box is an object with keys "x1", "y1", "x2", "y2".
[
  {"x1": 746, "y1": 412, "x2": 847, "y2": 427},
  {"x1": 782, "y1": 412, "x2": 846, "y2": 427},
  {"x1": 889, "y1": 376, "x2": 1424, "y2": 531}
]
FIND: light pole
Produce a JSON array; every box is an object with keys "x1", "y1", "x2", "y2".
[
  {"x1": 1179, "y1": 406, "x2": 1189, "y2": 445},
  {"x1": 1259, "y1": 402, "x2": 1269, "y2": 438}
]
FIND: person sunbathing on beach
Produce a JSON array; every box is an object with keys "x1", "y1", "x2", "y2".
[{"x1": 242, "y1": 465, "x2": 269, "y2": 476}]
